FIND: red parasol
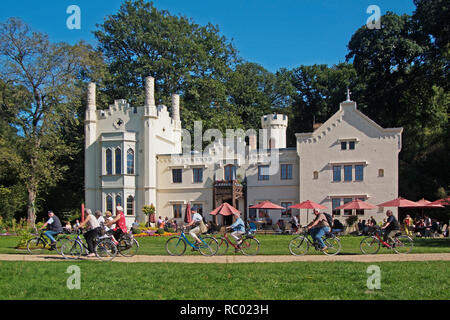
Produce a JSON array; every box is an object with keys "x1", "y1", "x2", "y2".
[
  {"x1": 377, "y1": 197, "x2": 419, "y2": 208},
  {"x1": 249, "y1": 200, "x2": 285, "y2": 210},
  {"x1": 210, "y1": 203, "x2": 241, "y2": 216},
  {"x1": 427, "y1": 197, "x2": 450, "y2": 207},
  {"x1": 289, "y1": 200, "x2": 328, "y2": 210},
  {"x1": 335, "y1": 199, "x2": 378, "y2": 210},
  {"x1": 184, "y1": 203, "x2": 192, "y2": 224},
  {"x1": 289, "y1": 200, "x2": 328, "y2": 224}
]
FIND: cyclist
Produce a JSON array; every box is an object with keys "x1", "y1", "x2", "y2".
[
  {"x1": 226, "y1": 211, "x2": 245, "y2": 252},
  {"x1": 39, "y1": 210, "x2": 63, "y2": 250},
  {"x1": 381, "y1": 210, "x2": 400, "y2": 246},
  {"x1": 105, "y1": 206, "x2": 128, "y2": 245},
  {"x1": 76, "y1": 208, "x2": 101, "y2": 257},
  {"x1": 306, "y1": 209, "x2": 330, "y2": 251},
  {"x1": 186, "y1": 210, "x2": 206, "y2": 247}
]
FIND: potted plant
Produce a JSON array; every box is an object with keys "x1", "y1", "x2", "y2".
[
  {"x1": 142, "y1": 204, "x2": 156, "y2": 227},
  {"x1": 345, "y1": 215, "x2": 359, "y2": 235}
]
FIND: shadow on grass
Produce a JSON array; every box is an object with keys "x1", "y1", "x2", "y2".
[{"x1": 413, "y1": 237, "x2": 450, "y2": 247}]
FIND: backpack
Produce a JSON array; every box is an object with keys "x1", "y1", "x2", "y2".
[{"x1": 323, "y1": 213, "x2": 333, "y2": 228}]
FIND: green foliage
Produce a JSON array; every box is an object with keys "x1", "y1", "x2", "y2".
[
  {"x1": 156, "y1": 228, "x2": 165, "y2": 235},
  {"x1": 142, "y1": 204, "x2": 155, "y2": 216},
  {"x1": 15, "y1": 228, "x2": 34, "y2": 248},
  {"x1": 345, "y1": 216, "x2": 359, "y2": 227}
]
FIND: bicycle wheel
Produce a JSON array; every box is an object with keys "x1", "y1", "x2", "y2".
[
  {"x1": 393, "y1": 235, "x2": 413, "y2": 254},
  {"x1": 165, "y1": 236, "x2": 186, "y2": 256},
  {"x1": 60, "y1": 240, "x2": 83, "y2": 259},
  {"x1": 289, "y1": 235, "x2": 309, "y2": 256},
  {"x1": 26, "y1": 237, "x2": 47, "y2": 255},
  {"x1": 198, "y1": 236, "x2": 219, "y2": 256},
  {"x1": 95, "y1": 239, "x2": 117, "y2": 261},
  {"x1": 216, "y1": 236, "x2": 229, "y2": 255},
  {"x1": 322, "y1": 236, "x2": 341, "y2": 256},
  {"x1": 118, "y1": 238, "x2": 139, "y2": 257},
  {"x1": 360, "y1": 236, "x2": 381, "y2": 255},
  {"x1": 56, "y1": 236, "x2": 72, "y2": 255},
  {"x1": 240, "y1": 237, "x2": 260, "y2": 256}
]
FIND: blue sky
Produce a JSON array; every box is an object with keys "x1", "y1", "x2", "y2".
[{"x1": 1, "y1": 0, "x2": 416, "y2": 72}]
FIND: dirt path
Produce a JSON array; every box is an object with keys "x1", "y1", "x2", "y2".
[{"x1": 1, "y1": 253, "x2": 450, "y2": 263}]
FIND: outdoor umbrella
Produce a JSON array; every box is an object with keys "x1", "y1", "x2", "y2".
[
  {"x1": 427, "y1": 197, "x2": 450, "y2": 207},
  {"x1": 335, "y1": 199, "x2": 378, "y2": 210},
  {"x1": 249, "y1": 200, "x2": 285, "y2": 230},
  {"x1": 210, "y1": 203, "x2": 241, "y2": 227},
  {"x1": 377, "y1": 197, "x2": 419, "y2": 208},
  {"x1": 289, "y1": 200, "x2": 328, "y2": 224},
  {"x1": 415, "y1": 198, "x2": 443, "y2": 218},
  {"x1": 249, "y1": 200, "x2": 285, "y2": 210},
  {"x1": 210, "y1": 202, "x2": 241, "y2": 216},
  {"x1": 184, "y1": 203, "x2": 192, "y2": 224}
]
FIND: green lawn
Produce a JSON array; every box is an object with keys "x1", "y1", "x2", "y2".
[
  {"x1": 1, "y1": 234, "x2": 450, "y2": 255},
  {"x1": 0, "y1": 260, "x2": 448, "y2": 299}
]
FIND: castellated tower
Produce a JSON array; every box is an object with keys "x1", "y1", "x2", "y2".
[
  {"x1": 261, "y1": 113, "x2": 288, "y2": 149},
  {"x1": 84, "y1": 77, "x2": 183, "y2": 227}
]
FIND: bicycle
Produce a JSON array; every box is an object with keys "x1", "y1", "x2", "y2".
[
  {"x1": 360, "y1": 227, "x2": 413, "y2": 254},
  {"x1": 26, "y1": 230, "x2": 72, "y2": 255},
  {"x1": 165, "y1": 226, "x2": 218, "y2": 256},
  {"x1": 117, "y1": 231, "x2": 139, "y2": 257},
  {"x1": 288, "y1": 227, "x2": 341, "y2": 256},
  {"x1": 215, "y1": 229, "x2": 260, "y2": 256},
  {"x1": 60, "y1": 229, "x2": 118, "y2": 261}
]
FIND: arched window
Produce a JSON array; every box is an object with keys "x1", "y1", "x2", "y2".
[
  {"x1": 224, "y1": 165, "x2": 236, "y2": 181},
  {"x1": 127, "y1": 148, "x2": 134, "y2": 174},
  {"x1": 115, "y1": 148, "x2": 122, "y2": 174},
  {"x1": 115, "y1": 194, "x2": 122, "y2": 210},
  {"x1": 127, "y1": 195, "x2": 134, "y2": 216},
  {"x1": 106, "y1": 149, "x2": 112, "y2": 175},
  {"x1": 106, "y1": 195, "x2": 113, "y2": 213}
]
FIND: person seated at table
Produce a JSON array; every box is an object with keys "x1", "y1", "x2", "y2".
[
  {"x1": 332, "y1": 219, "x2": 344, "y2": 234},
  {"x1": 265, "y1": 213, "x2": 272, "y2": 226}
]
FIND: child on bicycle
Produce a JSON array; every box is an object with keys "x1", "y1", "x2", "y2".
[{"x1": 226, "y1": 211, "x2": 245, "y2": 252}]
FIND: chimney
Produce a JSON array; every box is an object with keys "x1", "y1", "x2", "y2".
[
  {"x1": 145, "y1": 76, "x2": 155, "y2": 107},
  {"x1": 87, "y1": 83, "x2": 96, "y2": 110},
  {"x1": 172, "y1": 94, "x2": 180, "y2": 122}
]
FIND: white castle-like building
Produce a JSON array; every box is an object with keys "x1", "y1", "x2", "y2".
[{"x1": 85, "y1": 77, "x2": 403, "y2": 228}]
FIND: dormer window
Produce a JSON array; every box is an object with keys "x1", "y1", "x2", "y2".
[{"x1": 341, "y1": 142, "x2": 347, "y2": 150}]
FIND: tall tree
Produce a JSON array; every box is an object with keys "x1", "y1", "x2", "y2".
[
  {"x1": 0, "y1": 18, "x2": 102, "y2": 226},
  {"x1": 94, "y1": 0, "x2": 238, "y2": 110}
]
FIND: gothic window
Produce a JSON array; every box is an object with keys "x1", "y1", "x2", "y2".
[
  {"x1": 115, "y1": 148, "x2": 122, "y2": 175},
  {"x1": 127, "y1": 148, "x2": 134, "y2": 174},
  {"x1": 106, "y1": 149, "x2": 112, "y2": 175}
]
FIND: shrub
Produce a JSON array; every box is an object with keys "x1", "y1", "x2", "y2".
[
  {"x1": 167, "y1": 228, "x2": 175, "y2": 233},
  {"x1": 346, "y1": 215, "x2": 359, "y2": 227},
  {"x1": 16, "y1": 228, "x2": 34, "y2": 249},
  {"x1": 157, "y1": 228, "x2": 165, "y2": 235}
]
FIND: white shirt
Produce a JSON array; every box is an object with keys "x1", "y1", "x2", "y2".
[
  {"x1": 86, "y1": 214, "x2": 100, "y2": 230},
  {"x1": 192, "y1": 213, "x2": 203, "y2": 223}
]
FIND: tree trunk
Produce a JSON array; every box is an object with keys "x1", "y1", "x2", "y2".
[{"x1": 27, "y1": 187, "x2": 37, "y2": 229}]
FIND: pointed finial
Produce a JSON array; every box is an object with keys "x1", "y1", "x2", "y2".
[{"x1": 346, "y1": 87, "x2": 351, "y2": 102}]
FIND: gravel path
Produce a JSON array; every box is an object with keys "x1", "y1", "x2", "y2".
[{"x1": 1, "y1": 253, "x2": 450, "y2": 263}]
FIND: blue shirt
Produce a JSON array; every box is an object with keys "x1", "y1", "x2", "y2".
[{"x1": 230, "y1": 217, "x2": 245, "y2": 233}]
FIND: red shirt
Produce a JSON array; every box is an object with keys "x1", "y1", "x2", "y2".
[{"x1": 114, "y1": 211, "x2": 128, "y2": 233}]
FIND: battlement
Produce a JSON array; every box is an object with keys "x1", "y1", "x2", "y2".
[{"x1": 261, "y1": 113, "x2": 288, "y2": 128}]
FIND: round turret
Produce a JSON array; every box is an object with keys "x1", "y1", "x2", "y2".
[{"x1": 261, "y1": 114, "x2": 288, "y2": 149}]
